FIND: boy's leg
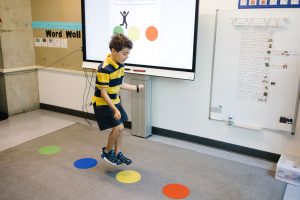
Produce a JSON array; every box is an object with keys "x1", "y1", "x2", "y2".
[
  {"x1": 106, "y1": 123, "x2": 123, "y2": 151},
  {"x1": 114, "y1": 124, "x2": 124, "y2": 154},
  {"x1": 100, "y1": 124, "x2": 124, "y2": 165},
  {"x1": 114, "y1": 123, "x2": 132, "y2": 165}
]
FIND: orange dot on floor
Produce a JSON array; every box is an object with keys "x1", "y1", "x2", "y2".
[{"x1": 162, "y1": 183, "x2": 190, "y2": 199}]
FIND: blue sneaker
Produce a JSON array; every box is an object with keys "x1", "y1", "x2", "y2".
[
  {"x1": 117, "y1": 152, "x2": 132, "y2": 165},
  {"x1": 101, "y1": 147, "x2": 122, "y2": 166}
]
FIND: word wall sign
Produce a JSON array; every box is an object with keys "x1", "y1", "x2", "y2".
[
  {"x1": 32, "y1": 22, "x2": 82, "y2": 49},
  {"x1": 239, "y1": 0, "x2": 300, "y2": 9}
]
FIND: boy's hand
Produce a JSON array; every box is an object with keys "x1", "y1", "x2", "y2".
[
  {"x1": 114, "y1": 109, "x2": 121, "y2": 120},
  {"x1": 136, "y1": 84, "x2": 144, "y2": 93},
  {"x1": 138, "y1": 84, "x2": 144, "y2": 91}
]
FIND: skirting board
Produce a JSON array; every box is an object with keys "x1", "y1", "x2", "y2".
[
  {"x1": 40, "y1": 103, "x2": 280, "y2": 162},
  {"x1": 151, "y1": 127, "x2": 280, "y2": 162}
]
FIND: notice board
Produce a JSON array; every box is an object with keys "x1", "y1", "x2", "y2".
[
  {"x1": 209, "y1": 9, "x2": 300, "y2": 134},
  {"x1": 31, "y1": 0, "x2": 83, "y2": 71}
]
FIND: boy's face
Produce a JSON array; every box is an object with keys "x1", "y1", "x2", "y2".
[{"x1": 111, "y1": 47, "x2": 131, "y2": 64}]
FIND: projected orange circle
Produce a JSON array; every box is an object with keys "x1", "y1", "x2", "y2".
[
  {"x1": 162, "y1": 183, "x2": 190, "y2": 199},
  {"x1": 145, "y1": 26, "x2": 158, "y2": 41}
]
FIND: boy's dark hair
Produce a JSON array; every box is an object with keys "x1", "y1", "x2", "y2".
[{"x1": 109, "y1": 33, "x2": 133, "y2": 52}]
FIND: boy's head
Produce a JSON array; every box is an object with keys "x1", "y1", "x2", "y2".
[
  {"x1": 109, "y1": 34, "x2": 133, "y2": 64},
  {"x1": 109, "y1": 33, "x2": 133, "y2": 52}
]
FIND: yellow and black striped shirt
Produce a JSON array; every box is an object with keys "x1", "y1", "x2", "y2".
[{"x1": 92, "y1": 54, "x2": 124, "y2": 106}]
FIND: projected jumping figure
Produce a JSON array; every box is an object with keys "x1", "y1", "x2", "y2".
[{"x1": 120, "y1": 11, "x2": 129, "y2": 29}]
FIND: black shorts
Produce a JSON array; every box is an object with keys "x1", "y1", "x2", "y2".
[{"x1": 93, "y1": 103, "x2": 128, "y2": 131}]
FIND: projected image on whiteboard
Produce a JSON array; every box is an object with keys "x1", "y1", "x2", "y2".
[{"x1": 82, "y1": 0, "x2": 199, "y2": 79}]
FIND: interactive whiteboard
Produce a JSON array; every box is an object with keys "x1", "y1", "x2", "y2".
[
  {"x1": 209, "y1": 9, "x2": 300, "y2": 134},
  {"x1": 81, "y1": 0, "x2": 199, "y2": 80}
]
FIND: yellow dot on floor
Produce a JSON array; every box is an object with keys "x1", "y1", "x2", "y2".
[{"x1": 116, "y1": 170, "x2": 141, "y2": 184}]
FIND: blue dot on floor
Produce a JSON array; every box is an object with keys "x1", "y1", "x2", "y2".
[{"x1": 74, "y1": 158, "x2": 98, "y2": 169}]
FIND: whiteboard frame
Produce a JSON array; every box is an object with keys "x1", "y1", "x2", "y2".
[{"x1": 81, "y1": 0, "x2": 199, "y2": 80}]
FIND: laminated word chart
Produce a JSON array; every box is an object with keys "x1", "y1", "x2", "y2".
[{"x1": 239, "y1": 0, "x2": 300, "y2": 8}]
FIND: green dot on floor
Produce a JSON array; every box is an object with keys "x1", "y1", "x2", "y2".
[{"x1": 38, "y1": 145, "x2": 61, "y2": 155}]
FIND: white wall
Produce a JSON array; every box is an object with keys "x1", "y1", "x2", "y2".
[{"x1": 38, "y1": 0, "x2": 300, "y2": 155}]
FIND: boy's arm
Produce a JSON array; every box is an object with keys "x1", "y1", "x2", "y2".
[
  {"x1": 99, "y1": 88, "x2": 121, "y2": 120},
  {"x1": 121, "y1": 83, "x2": 144, "y2": 92}
]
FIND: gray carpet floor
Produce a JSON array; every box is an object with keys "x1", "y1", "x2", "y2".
[{"x1": 0, "y1": 123, "x2": 286, "y2": 200}]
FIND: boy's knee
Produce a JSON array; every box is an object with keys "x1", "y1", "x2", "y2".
[
  {"x1": 117, "y1": 124, "x2": 124, "y2": 132},
  {"x1": 113, "y1": 124, "x2": 124, "y2": 133}
]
